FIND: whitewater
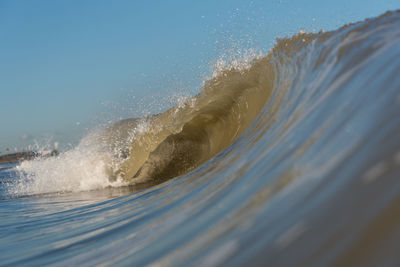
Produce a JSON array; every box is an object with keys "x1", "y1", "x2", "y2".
[{"x1": 1, "y1": 10, "x2": 400, "y2": 266}]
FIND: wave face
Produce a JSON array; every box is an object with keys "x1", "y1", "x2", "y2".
[
  {"x1": 1, "y1": 10, "x2": 400, "y2": 266},
  {"x1": 103, "y1": 51, "x2": 274, "y2": 185}
]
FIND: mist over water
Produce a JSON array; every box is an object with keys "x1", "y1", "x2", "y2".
[{"x1": 1, "y1": 10, "x2": 400, "y2": 266}]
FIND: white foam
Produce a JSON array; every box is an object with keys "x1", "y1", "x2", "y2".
[{"x1": 8, "y1": 132, "x2": 127, "y2": 196}]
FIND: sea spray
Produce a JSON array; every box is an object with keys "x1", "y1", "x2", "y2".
[
  {"x1": 9, "y1": 131, "x2": 127, "y2": 195},
  {"x1": 1, "y1": 10, "x2": 400, "y2": 266}
]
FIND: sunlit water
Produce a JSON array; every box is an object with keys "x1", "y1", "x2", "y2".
[{"x1": 1, "y1": 10, "x2": 400, "y2": 266}]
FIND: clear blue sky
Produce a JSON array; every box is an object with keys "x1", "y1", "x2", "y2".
[{"x1": 0, "y1": 0, "x2": 398, "y2": 152}]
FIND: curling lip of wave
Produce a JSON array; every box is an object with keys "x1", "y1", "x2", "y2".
[
  {"x1": 104, "y1": 53, "x2": 275, "y2": 184},
  {"x1": 105, "y1": 10, "x2": 400, "y2": 186}
]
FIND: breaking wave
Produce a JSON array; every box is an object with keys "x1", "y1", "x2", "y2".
[
  {"x1": 7, "y1": 10, "x2": 400, "y2": 198},
  {"x1": 2, "y1": 9, "x2": 400, "y2": 266}
]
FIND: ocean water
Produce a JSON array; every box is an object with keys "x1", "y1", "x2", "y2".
[{"x1": 1, "y1": 10, "x2": 400, "y2": 266}]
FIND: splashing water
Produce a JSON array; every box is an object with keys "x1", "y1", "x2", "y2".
[{"x1": 1, "y1": 10, "x2": 400, "y2": 266}]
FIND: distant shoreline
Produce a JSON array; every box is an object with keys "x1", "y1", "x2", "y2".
[{"x1": 0, "y1": 150, "x2": 58, "y2": 165}]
